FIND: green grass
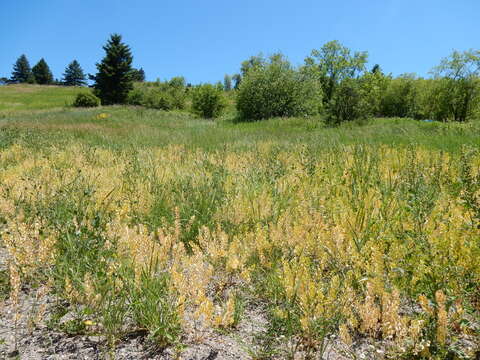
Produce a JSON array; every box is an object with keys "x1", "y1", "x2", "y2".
[
  {"x1": 0, "y1": 84, "x2": 87, "y2": 113},
  {"x1": 1, "y1": 85, "x2": 479, "y2": 358},
  {"x1": 0, "y1": 84, "x2": 478, "y2": 153},
  {"x1": 0, "y1": 104, "x2": 479, "y2": 153}
]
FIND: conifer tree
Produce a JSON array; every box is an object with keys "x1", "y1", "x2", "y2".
[
  {"x1": 232, "y1": 74, "x2": 242, "y2": 90},
  {"x1": 224, "y1": 74, "x2": 232, "y2": 91},
  {"x1": 11, "y1": 54, "x2": 34, "y2": 83},
  {"x1": 131, "y1": 67, "x2": 146, "y2": 82},
  {"x1": 91, "y1": 34, "x2": 134, "y2": 104},
  {"x1": 62, "y1": 60, "x2": 87, "y2": 86},
  {"x1": 32, "y1": 58, "x2": 54, "y2": 84}
]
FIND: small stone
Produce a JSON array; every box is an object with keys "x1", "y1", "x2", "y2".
[{"x1": 87, "y1": 335, "x2": 104, "y2": 343}]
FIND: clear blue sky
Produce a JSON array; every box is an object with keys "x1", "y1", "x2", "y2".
[{"x1": 1, "y1": 0, "x2": 478, "y2": 83}]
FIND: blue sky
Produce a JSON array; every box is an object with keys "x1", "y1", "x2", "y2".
[{"x1": 1, "y1": 0, "x2": 478, "y2": 83}]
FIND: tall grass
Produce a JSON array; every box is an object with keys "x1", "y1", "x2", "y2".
[
  {"x1": 0, "y1": 86, "x2": 479, "y2": 357},
  {"x1": 1, "y1": 139, "x2": 479, "y2": 358}
]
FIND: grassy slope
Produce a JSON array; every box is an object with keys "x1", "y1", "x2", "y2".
[
  {"x1": 0, "y1": 85, "x2": 479, "y2": 358},
  {"x1": 0, "y1": 84, "x2": 87, "y2": 113},
  {"x1": 1, "y1": 85, "x2": 478, "y2": 153},
  {"x1": 1, "y1": 105, "x2": 479, "y2": 153}
]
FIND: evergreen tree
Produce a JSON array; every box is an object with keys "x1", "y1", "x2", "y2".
[
  {"x1": 32, "y1": 58, "x2": 54, "y2": 85},
  {"x1": 232, "y1": 74, "x2": 242, "y2": 90},
  {"x1": 91, "y1": 34, "x2": 134, "y2": 104},
  {"x1": 371, "y1": 64, "x2": 382, "y2": 74},
  {"x1": 131, "y1": 67, "x2": 146, "y2": 82},
  {"x1": 223, "y1": 74, "x2": 232, "y2": 91},
  {"x1": 11, "y1": 54, "x2": 34, "y2": 83},
  {"x1": 62, "y1": 60, "x2": 87, "y2": 86}
]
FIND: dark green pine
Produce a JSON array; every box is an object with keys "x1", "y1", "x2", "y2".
[
  {"x1": 62, "y1": 60, "x2": 87, "y2": 86},
  {"x1": 11, "y1": 54, "x2": 34, "y2": 83},
  {"x1": 91, "y1": 34, "x2": 134, "y2": 105},
  {"x1": 32, "y1": 58, "x2": 54, "y2": 85}
]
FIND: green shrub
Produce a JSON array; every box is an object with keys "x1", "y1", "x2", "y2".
[
  {"x1": 72, "y1": 92, "x2": 101, "y2": 107},
  {"x1": 379, "y1": 74, "x2": 421, "y2": 119},
  {"x1": 127, "y1": 82, "x2": 186, "y2": 110},
  {"x1": 236, "y1": 54, "x2": 322, "y2": 121},
  {"x1": 326, "y1": 78, "x2": 373, "y2": 125},
  {"x1": 143, "y1": 89, "x2": 174, "y2": 110},
  {"x1": 126, "y1": 87, "x2": 144, "y2": 106},
  {"x1": 191, "y1": 84, "x2": 227, "y2": 118}
]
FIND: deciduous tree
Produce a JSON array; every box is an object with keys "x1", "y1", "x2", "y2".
[
  {"x1": 237, "y1": 53, "x2": 322, "y2": 121},
  {"x1": 431, "y1": 49, "x2": 480, "y2": 122},
  {"x1": 304, "y1": 41, "x2": 368, "y2": 104}
]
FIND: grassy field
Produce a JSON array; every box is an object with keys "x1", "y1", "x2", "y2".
[
  {"x1": 0, "y1": 85, "x2": 479, "y2": 359},
  {"x1": 0, "y1": 84, "x2": 87, "y2": 113}
]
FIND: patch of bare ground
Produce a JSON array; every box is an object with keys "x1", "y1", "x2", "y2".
[
  {"x1": 0, "y1": 247, "x2": 266, "y2": 359},
  {"x1": 0, "y1": 245, "x2": 477, "y2": 360}
]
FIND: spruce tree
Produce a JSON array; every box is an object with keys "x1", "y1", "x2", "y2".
[
  {"x1": 223, "y1": 74, "x2": 232, "y2": 91},
  {"x1": 131, "y1": 67, "x2": 145, "y2": 82},
  {"x1": 32, "y1": 58, "x2": 54, "y2": 85},
  {"x1": 11, "y1": 54, "x2": 34, "y2": 83},
  {"x1": 91, "y1": 34, "x2": 134, "y2": 104},
  {"x1": 62, "y1": 60, "x2": 87, "y2": 86},
  {"x1": 232, "y1": 74, "x2": 242, "y2": 90}
]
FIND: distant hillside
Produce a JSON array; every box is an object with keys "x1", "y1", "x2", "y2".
[{"x1": 0, "y1": 84, "x2": 87, "y2": 113}]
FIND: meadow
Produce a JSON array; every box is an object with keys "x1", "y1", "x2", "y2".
[
  {"x1": 0, "y1": 85, "x2": 479, "y2": 359},
  {"x1": 0, "y1": 84, "x2": 89, "y2": 113}
]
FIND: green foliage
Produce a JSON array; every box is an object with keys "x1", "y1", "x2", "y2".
[
  {"x1": 126, "y1": 87, "x2": 145, "y2": 106},
  {"x1": 224, "y1": 74, "x2": 232, "y2": 91},
  {"x1": 236, "y1": 54, "x2": 322, "y2": 121},
  {"x1": 131, "y1": 67, "x2": 146, "y2": 82},
  {"x1": 143, "y1": 89, "x2": 176, "y2": 110},
  {"x1": 430, "y1": 50, "x2": 480, "y2": 122},
  {"x1": 232, "y1": 74, "x2": 241, "y2": 90},
  {"x1": 62, "y1": 60, "x2": 87, "y2": 86},
  {"x1": 358, "y1": 70, "x2": 390, "y2": 117},
  {"x1": 459, "y1": 148, "x2": 480, "y2": 226},
  {"x1": 127, "y1": 80, "x2": 187, "y2": 110},
  {"x1": 11, "y1": 54, "x2": 34, "y2": 84},
  {"x1": 191, "y1": 83, "x2": 227, "y2": 118},
  {"x1": 91, "y1": 34, "x2": 134, "y2": 105},
  {"x1": 380, "y1": 74, "x2": 420, "y2": 118},
  {"x1": 371, "y1": 64, "x2": 382, "y2": 74},
  {"x1": 128, "y1": 271, "x2": 181, "y2": 346},
  {"x1": 32, "y1": 58, "x2": 54, "y2": 85},
  {"x1": 415, "y1": 78, "x2": 448, "y2": 121},
  {"x1": 304, "y1": 40, "x2": 368, "y2": 104},
  {"x1": 326, "y1": 78, "x2": 372, "y2": 124},
  {"x1": 73, "y1": 92, "x2": 101, "y2": 107},
  {"x1": 240, "y1": 54, "x2": 265, "y2": 77},
  {"x1": 168, "y1": 76, "x2": 185, "y2": 89}
]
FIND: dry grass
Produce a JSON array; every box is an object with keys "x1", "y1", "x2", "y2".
[{"x1": 0, "y1": 141, "x2": 479, "y2": 358}]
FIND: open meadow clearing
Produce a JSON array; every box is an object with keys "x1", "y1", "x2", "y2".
[{"x1": 0, "y1": 85, "x2": 479, "y2": 359}]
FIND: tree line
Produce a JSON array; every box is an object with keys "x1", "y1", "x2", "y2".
[
  {"x1": 3, "y1": 53, "x2": 145, "y2": 86},
  {"x1": 231, "y1": 42, "x2": 480, "y2": 123},
  {"x1": 4, "y1": 34, "x2": 480, "y2": 123}
]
